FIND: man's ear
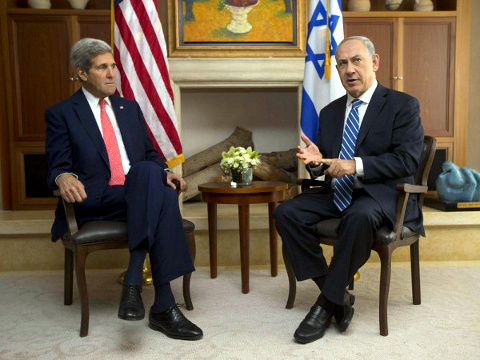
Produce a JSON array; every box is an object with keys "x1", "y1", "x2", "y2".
[
  {"x1": 76, "y1": 68, "x2": 87, "y2": 82},
  {"x1": 372, "y1": 54, "x2": 380, "y2": 72}
]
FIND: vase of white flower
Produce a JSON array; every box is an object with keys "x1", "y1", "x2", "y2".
[
  {"x1": 230, "y1": 167, "x2": 253, "y2": 185},
  {"x1": 220, "y1": 146, "x2": 260, "y2": 186}
]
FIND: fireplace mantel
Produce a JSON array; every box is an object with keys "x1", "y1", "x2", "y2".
[{"x1": 168, "y1": 57, "x2": 305, "y2": 87}]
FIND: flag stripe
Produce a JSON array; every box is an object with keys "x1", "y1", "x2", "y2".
[
  {"x1": 113, "y1": 44, "x2": 167, "y2": 160},
  {"x1": 115, "y1": 3, "x2": 180, "y2": 154},
  {"x1": 114, "y1": 0, "x2": 182, "y2": 165},
  {"x1": 115, "y1": 8, "x2": 180, "y2": 149},
  {"x1": 131, "y1": 0, "x2": 174, "y2": 100}
]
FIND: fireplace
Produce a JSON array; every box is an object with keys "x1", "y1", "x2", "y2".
[
  {"x1": 169, "y1": 57, "x2": 306, "y2": 203},
  {"x1": 180, "y1": 87, "x2": 299, "y2": 159}
]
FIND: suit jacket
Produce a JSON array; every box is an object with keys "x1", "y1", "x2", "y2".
[
  {"x1": 314, "y1": 83, "x2": 425, "y2": 234},
  {"x1": 45, "y1": 89, "x2": 168, "y2": 240}
]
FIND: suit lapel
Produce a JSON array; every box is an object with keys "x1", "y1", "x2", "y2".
[
  {"x1": 356, "y1": 84, "x2": 387, "y2": 149},
  {"x1": 330, "y1": 96, "x2": 348, "y2": 158},
  {"x1": 71, "y1": 89, "x2": 110, "y2": 167}
]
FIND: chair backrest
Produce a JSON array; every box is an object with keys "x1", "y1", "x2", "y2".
[
  {"x1": 415, "y1": 135, "x2": 437, "y2": 206},
  {"x1": 415, "y1": 135, "x2": 437, "y2": 187}
]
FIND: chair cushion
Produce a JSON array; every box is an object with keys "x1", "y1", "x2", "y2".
[
  {"x1": 182, "y1": 218, "x2": 195, "y2": 233},
  {"x1": 67, "y1": 219, "x2": 195, "y2": 246},
  {"x1": 71, "y1": 221, "x2": 128, "y2": 246},
  {"x1": 316, "y1": 218, "x2": 418, "y2": 245}
]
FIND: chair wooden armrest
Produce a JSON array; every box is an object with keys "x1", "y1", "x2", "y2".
[
  {"x1": 396, "y1": 183, "x2": 428, "y2": 194},
  {"x1": 53, "y1": 177, "x2": 182, "y2": 237},
  {"x1": 53, "y1": 189, "x2": 79, "y2": 236},
  {"x1": 392, "y1": 183, "x2": 428, "y2": 239}
]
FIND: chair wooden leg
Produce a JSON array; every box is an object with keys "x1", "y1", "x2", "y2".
[
  {"x1": 75, "y1": 248, "x2": 90, "y2": 337},
  {"x1": 410, "y1": 241, "x2": 421, "y2": 305},
  {"x1": 64, "y1": 248, "x2": 74, "y2": 306},
  {"x1": 378, "y1": 245, "x2": 393, "y2": 336},
  {"x1": 183, "y1": 231, "x2": 196, "y2": 310},
  {"x1": 182, "y1": 273, "x2": 193, "y2": 310},
  {"x1": 282, "y1": 246, "x2": 296, "y2": 309}
]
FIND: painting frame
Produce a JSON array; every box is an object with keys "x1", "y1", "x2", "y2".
[{"x1": 167, "y1": 0, "x2": 306, "y2": 57}]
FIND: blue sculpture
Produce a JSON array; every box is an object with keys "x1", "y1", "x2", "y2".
[{"x1": 436, "y1": 161, "x2": 480, "y2": 202}]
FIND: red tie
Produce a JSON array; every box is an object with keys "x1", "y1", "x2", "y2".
[{"x1": 99, "y1": 98, "x2": 125, "y2": 185}]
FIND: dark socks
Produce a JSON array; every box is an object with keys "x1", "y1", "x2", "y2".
[
  {"x1": 151, "y1": 282, "x2": 176, "y2": 313},
  {"x1": 123, "y1": 248, "x2": 147, "y2": 285},
  {"x1": 315, "y1": 293, "x2": 335, "y2": 312}
]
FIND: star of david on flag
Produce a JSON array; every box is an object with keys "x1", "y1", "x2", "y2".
[{"x1": 300, "y1": 0, "x2": 345, "y2": 143}]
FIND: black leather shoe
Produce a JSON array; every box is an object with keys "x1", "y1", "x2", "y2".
[
  {"x1": 294, "y1": 304, "x2": 333, "y2": 344},
  {"x1": 149, "y1": 305, "x2": 203, "y2": 341},
  {"x1": 118, "y1": 284, "x2": 145, "y2": 321},
  {"x1": 333, "y1": 290, "x2": 355, "y2": 332}
]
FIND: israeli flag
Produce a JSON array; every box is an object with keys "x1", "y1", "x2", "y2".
[{"x1": 300, "y1": 0, "x2": 345, "y2": 143}]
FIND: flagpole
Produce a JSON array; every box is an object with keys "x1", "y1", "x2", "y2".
[
  {"x1": 324, "y1": 0, "x2": 330, "y2": 79},
  {"x1": 113, "y1": 0, "x2": 153, "y2": 287},
  {"x1": 111, "y1": 0, "x2": 114, "y2": 49}
]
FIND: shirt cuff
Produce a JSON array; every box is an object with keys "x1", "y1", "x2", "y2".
[
  {"x1": 354, "y1": 157, "x2": 364, "y2": 177},
  {"x1": 55, "y1": 172, "x2": 78, "y2": 185}
]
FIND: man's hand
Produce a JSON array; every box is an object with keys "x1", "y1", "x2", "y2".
[
  {"x1": 323, "y1": 159, "x2": 356, "y2": 178},
  {"x1": 166, "y1": 172, "x2": 188, "y2": 193},
  {"x1": 296, "y1": 135, "x2": 323, "y2": 166},
  {"x1": 57, "y1": 173, "x2": 87, "y2": 203}
]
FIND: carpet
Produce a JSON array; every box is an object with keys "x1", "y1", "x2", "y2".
[{"x1": 0, "y1": 264, "x2": 479, "y2": 359}]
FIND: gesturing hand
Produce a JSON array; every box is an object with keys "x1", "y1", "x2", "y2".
[
  {"x1": 296, "y1": 135, "x2": 323, "y2": 166},
  {"x1": 323, "y1": 158, "x2": 356, "y2": 178}
]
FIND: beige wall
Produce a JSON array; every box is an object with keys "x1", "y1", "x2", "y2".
[
  {"x1": 0, "y1": 3, "x2": 479, "y2": 210},
  {"x1": 467, "y1": 0, "x2": 480, "y2": 169}
]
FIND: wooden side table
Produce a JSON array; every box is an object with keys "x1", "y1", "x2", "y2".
[{"x1": 198, "y1": 181, "x2": 288, "y2": 293}]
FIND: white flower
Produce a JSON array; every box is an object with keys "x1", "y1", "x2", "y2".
[{"x1": 220, "y1": 146, "x2": 261, "y2": 173}]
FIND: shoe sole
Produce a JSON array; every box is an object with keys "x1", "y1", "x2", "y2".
[
  {"x1": 149, "y1": 322, "x2": 203, "y2": 341},
  {"x1": 335, "y1": 292, "x2": 355, "y2": 332},
  {"x1": 118, "y1": 313, "x2": 144, "y2": 321},
  {"x1": 294, "y1": 333, "x2": 325, "y2": 344},
  {"x1": 293, "y1": 322, "x2": 331, "y2": 344},
  {"x1": 337, "y1": 307, "x2": 354, "y2": 332}
]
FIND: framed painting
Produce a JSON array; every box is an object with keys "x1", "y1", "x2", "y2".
[{"x1": 167, "y1": 0, "x2": 306, "y2": 57}]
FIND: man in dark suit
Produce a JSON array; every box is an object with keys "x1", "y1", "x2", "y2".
[
  {"x1": 274, "y1": 36, "x2": 424, "y2": 343},
  {"x1": 45, "y1": 38, "x2": 202, "y2": 340}
]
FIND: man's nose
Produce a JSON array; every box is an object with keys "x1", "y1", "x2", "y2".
[
  {"x1": 106, "y1": 67, "x2": 115, "y2": 78},
  {"x1": 345, "y1": 61, "x2": 355, "y2": 73}
]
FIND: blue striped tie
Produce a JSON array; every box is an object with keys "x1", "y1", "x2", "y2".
[{"x1": 334, "y1": 99, "x2": 362, "y2": 212}]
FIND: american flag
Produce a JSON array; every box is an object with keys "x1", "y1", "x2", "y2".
[
  {"x1": 114, "y1": 0, "x2": 184, "y2": 167},
  {"x1": 300, "y1": 0, "x2": 345, "y2": 143}
]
